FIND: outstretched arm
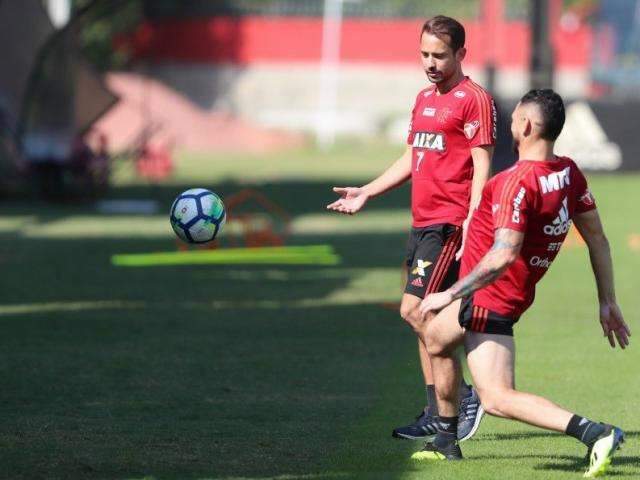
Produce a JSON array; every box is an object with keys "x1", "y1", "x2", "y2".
[
  {"x1": 573, "y1": 209, "x2": 630, "y2": 348},
  {"x1": 420, "y1": 228, "x2": 523, "y2": 315},
  {"x1": 327, "y1": 145, "x2": 412, "y2": 214}
]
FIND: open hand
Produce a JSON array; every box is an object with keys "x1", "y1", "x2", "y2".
[
  {"x1": 419, "y1": 291, "x2": 454, "y2": 320},
  {"x1": 326, "y1": 187, "x2": 369, "y2": 215},
  {"x1": 600, "y1": 302, "x2": 631, "y2": 349}
]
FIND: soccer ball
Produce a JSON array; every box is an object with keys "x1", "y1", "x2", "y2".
[{"x1": 170, "y1": 188, "x2": 226, "y2": 243}]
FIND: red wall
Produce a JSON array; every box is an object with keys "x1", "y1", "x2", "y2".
[{"x1": 125, "y1": 17, "x2": 591, "y2": 68}]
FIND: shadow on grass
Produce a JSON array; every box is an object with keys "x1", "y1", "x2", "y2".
[
  {"x1": 535, "y1": 455, "x2": 640, "y2": 476},
  {"x1": 477, "y1": 430, "x2": 640, "y2": 442},
  {"x1": 475, "y1": 431, "x2": 559, "y2": 441},
  {"x1": 469, "y1": 444, "x2": 639, "y2": 476}
]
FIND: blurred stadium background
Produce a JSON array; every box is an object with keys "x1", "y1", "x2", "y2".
[
  {"x1": 3, "y1": 0, "x2": 640, "y2": 189},
  {"x1": 0, "y1": 1, "x2": 639, "y2": 479}
]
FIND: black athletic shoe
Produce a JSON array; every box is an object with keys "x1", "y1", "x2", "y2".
[
  {"x1": 411, "y1": 441, "x2": 463, "y2": 461},
  {"x1": 392, "y1": 409, "x2": 439, "y2": 440},
  {"x1": 583, "y1": 424, "x2": 625, "y2": 478},
  {"x1": 457, "y1": 387, "x2": 484, "y2": 441}
]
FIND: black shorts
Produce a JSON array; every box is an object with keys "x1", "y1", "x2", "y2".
[
  {"x1": 458, "y1": 296, "x2": 519, "y2": 336},
  {"x1": 404, "y1": 224, "x2": 462, "y2": 298}
]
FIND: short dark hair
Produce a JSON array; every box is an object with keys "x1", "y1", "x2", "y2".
[
  {"x1": 421, "y1": 15, "x2": 466, "y2": 52},
  {"x1": 519, "y1": 89, "x2": 566, "y2": 141}
]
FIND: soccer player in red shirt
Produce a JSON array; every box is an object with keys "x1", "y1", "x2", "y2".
[
  {"x1": 414, "y1": 89, "x2": 629, "y2": 477},
  {"x1": 327, "y1": 15, "x2": 496, "y2": 442}
]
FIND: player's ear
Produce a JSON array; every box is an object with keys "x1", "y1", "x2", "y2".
[
  {"x1": 523, "y1": 117, "x2": 533, "y2": 137},
  {"x1": 455, "y1": 47, "x2": 467, "y2": 62}
]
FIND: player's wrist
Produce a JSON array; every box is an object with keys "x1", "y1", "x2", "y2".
[
  {"x1": 598, "y1": 289, "x2": 616, "y2": 303},
  {"x1": 599, "y1": 296, "x2": 617, "y2": 306},
  {"x1": 360, "y1": 185, "x2": 374, "y2": 199},
  {"x1": 447, "y1": 288, "x2": 461, "y2": 301}
]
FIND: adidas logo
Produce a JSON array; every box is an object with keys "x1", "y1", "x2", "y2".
[
  {"x1": 544, "y1": 197, "x2": 572, "y2": 236},
  {"x1": 411, "y1": 277, "x2": 424, "y2": 288}
]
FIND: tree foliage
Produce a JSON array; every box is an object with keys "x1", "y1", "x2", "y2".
[{"x1": 70, "y1": 0, "x2": 144, "y2": 71}]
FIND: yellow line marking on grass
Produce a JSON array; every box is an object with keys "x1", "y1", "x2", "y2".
[{"x1": 112, "y1": 245, "x2": 341, "y2": 267}]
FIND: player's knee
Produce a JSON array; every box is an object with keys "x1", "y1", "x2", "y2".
[
  {"x1": 425, "y1": 335, "x2": 446, "y2": 357},
  {"x1": 399, "y1": 303, "x2": 421, "y2": 332},
  {"x1": 477, "y1": 388, "x2": 511, "y2": 417},
  {"x1": 424, "y1": 322, "x2": 448, "y2": 357},
  {"x1": 399, "y1": 303, "x2": 413, "y2": 323}
]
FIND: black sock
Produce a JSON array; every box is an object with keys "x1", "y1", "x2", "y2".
[
  {"x1": 459, "y1": 378, "x2": 472, "y2": 399},
  {"x1": 565, "y1": 414, "x2": 606, "y2": 446},
  {"x1": 426, "y1": 384, "x2": 438, "y2": 416},
  {"x1": 434, "y1": 415, "x2": 458, "y2": 447}
]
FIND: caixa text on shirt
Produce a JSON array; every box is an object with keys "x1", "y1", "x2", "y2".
[{"x1": 412, "y1": 132, "x2": 446, "y2": 151}]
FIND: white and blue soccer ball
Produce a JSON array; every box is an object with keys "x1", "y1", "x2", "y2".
[{"x1": 170, "y1": 188, "x2": 226, "y2": 244}]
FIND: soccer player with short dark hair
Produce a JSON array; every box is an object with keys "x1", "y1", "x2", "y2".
[
  {"x1": 327, "y1": 15, "x2": 496, "y2": 442},
  {"x1": 414, "y1": 89, "x2": 629, "y2": 477}
]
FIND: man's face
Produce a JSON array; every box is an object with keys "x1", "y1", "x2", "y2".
[{"x1": 420, "y1": 33, "x2": 463, "y2": 84}]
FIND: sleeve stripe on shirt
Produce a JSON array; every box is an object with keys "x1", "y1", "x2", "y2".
[
  {"x1": 475, "y1": 83, "x2": 494, "y2": 142},
  {"x1": 496, "y1": 164, "x2": 534, "y2": 227},
  {"x1": 496, "y1": 164, "x2": 536, "y2": 227},
  {"x1": 496, "y1": 165, "x2": 530, "y2": 227},
  {"x1": 480, "y1": 90, "x2": 492, "y2": 142},
  {"x1": 468, "y1": 83, "x2": 488, "y2": 143},
  {"x1": 468, "y1": 81, "x2": 493, "y2": 144}
]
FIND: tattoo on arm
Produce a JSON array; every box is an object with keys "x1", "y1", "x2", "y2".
[{"x1": 449, "y1": 228, "x2": 524, "y2": 300}]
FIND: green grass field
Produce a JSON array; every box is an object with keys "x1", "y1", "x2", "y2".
[{"x1": 0, "y1": 142, "x2": 638, "y2": 480}]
